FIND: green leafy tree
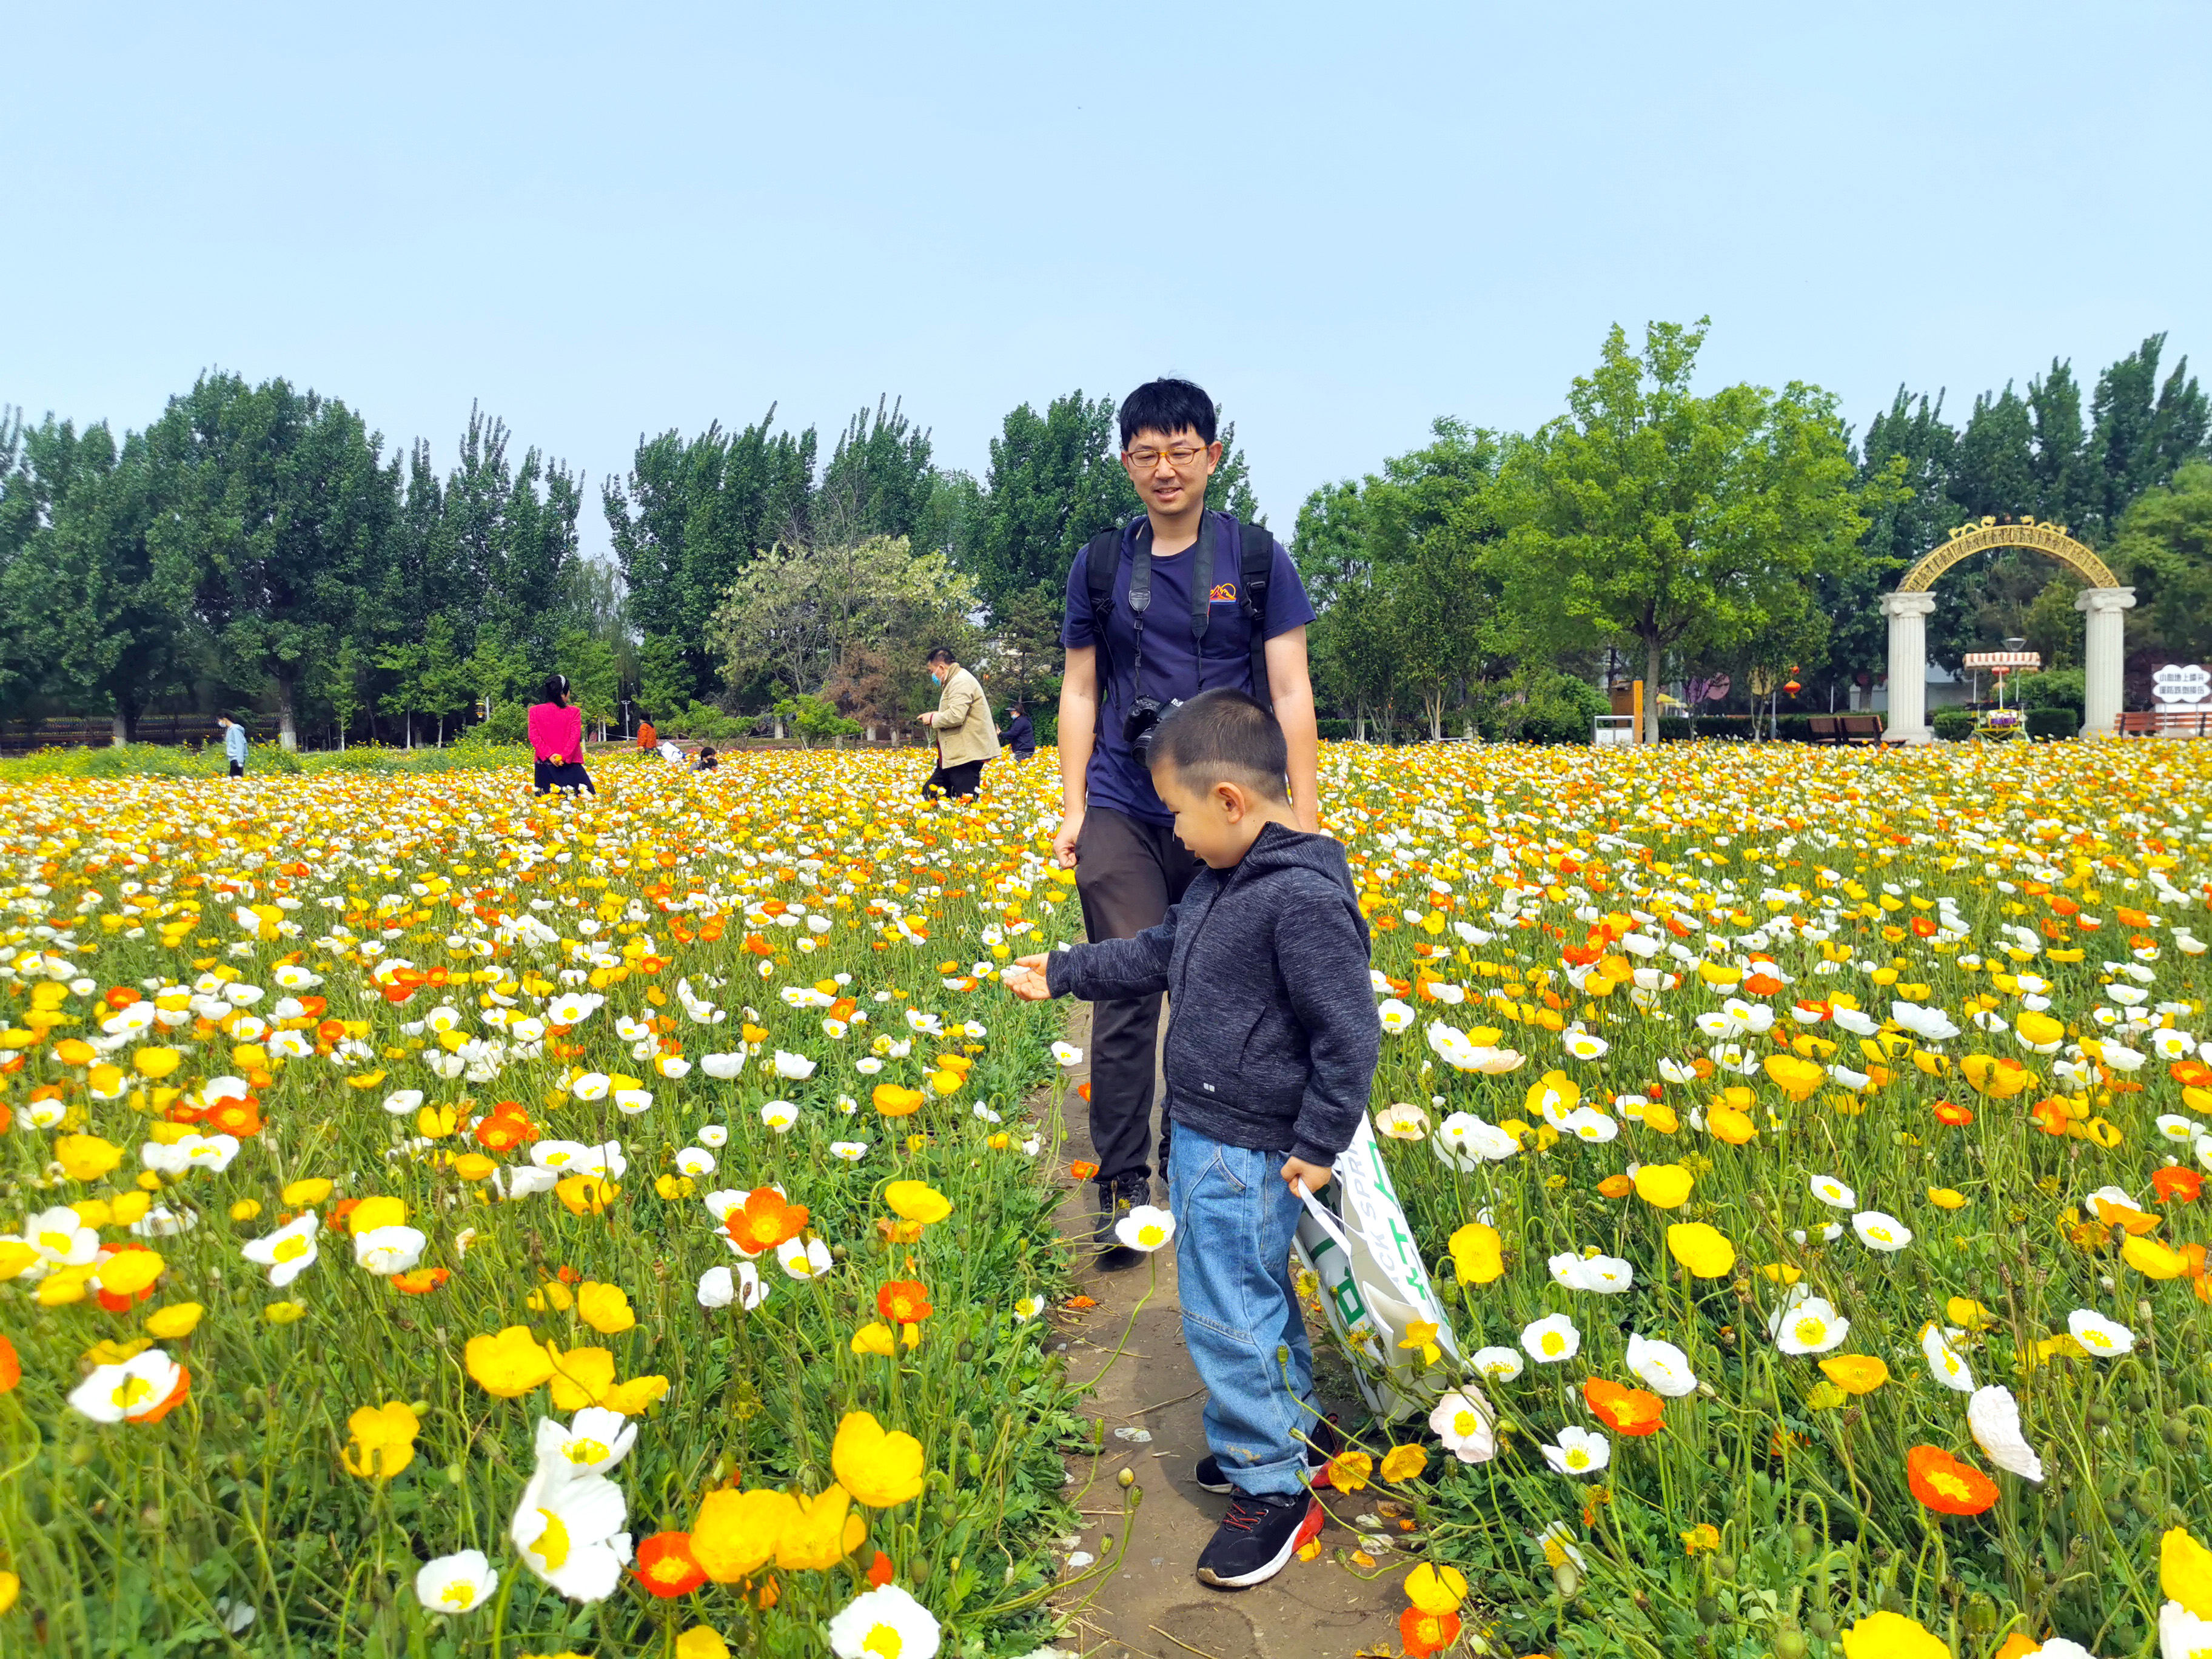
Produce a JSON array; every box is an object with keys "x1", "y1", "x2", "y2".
[
  {"x1": 2114, "y1": 460, "x2": 2212, "y2": 664},
  {"x1": 323, "y1": 637, "x2": 366, "y2": 748},
  {"x1": 816, "y1": 398, "x2": 935, "y2": 545},
  {"x1": 604, "y1": 412, "x2": 817, "y2": 703},
  {"x1": 377, "y1": 635, "x2": 427, "y2": 747},
  {"x1": 558, "y1": 626, "x2": 620, "y2": 742},
  {"x1": 155, "y1": 373, "x2": 397, "y2": 749},
  {"x1": 2083, "y1": 334, "x2": 2209, "y2": 541},
  {"x1": 0, "y1": 415, "x2": 195, "y2": 742},
  {"x1": 636, "y1": 634, "x2": 694, "y2": 725},
  {"x1": 1501, "y1": 319, "x2": 1869, "y2": 743},
  {"x1": 418, "y1": 614, "x2": 474, "y2": 745}
]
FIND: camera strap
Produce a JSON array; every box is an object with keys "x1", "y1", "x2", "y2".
[{"x1": 1124, "y1": 534, "x2": 1152, "y2": 706}]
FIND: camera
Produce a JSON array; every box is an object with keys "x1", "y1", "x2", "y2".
[{"x1": 1124, "y1": 695, "x2": 1179, "y2": 760}]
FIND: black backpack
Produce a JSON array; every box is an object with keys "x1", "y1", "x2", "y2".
[{"x1": 1080, "y1": 512, "x2": 1277, "y2": 735}]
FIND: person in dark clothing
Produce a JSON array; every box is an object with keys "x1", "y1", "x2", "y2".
[
  {"x1": 1008, "y1": 688, "x2": 1376, "y2": 1594},
  {"x1": 1054, "y1": 377, "x2": 1322, "y2": 1255},
  {"x1": 692, "y1": 745, "x2": 719, "y2": 771},
  {"x1": 999, "y1": 703, "x2": 1036, "y2": 760}
]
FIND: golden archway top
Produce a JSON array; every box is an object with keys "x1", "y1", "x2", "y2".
[{"x1": 1896, "y1": 517, "x2": 2118, "y2": 593}]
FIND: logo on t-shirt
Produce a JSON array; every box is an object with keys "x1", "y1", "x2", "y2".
[{"x1": 1208, "y1": 581, "x2": 1238, "y2": 605}]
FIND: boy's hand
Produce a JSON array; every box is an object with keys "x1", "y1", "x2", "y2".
[
  {"x1": 1004, "y1": 954, "x2": 1052, "y2": 1001},
  {"x1": 1281, "y1": 1156, "x2": 1333, "y2": 1196}
]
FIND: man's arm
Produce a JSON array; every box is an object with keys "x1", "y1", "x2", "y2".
[
  {"x1": 1265, "y1": 626, "x2": 1322, "y2": 834},
  {"x1": 1054, "y1": 646, "x2": 1098, "y2": 868}
]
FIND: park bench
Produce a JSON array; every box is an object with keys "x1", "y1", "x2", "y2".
[
  {"x1": 2116, "y1": 708, "x2": 2212, "y2": 737},
  {"x1": 1808, "y1": 716, "x2": 1840, "y2": 745},
  {"x1": 1838, "y1": 715, "x2": 1882, "y2": 745}
]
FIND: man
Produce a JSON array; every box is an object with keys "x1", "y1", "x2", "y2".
[
  {"x1": 918, "y1": 647, "x2": 998, "y2": 799},
  {"x1": 218, "y1": 715, "x2": 249, "y2": 778},
  {"x1": 1055, "y1": 377, "x2": 1319, "y2": 1262},
  {"x1": 999, "y1": 702, "x2": 1037, "y2": 761}
]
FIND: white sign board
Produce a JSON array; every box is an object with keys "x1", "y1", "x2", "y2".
[{"x1": 2153, "y1": 664, "x2": 2211, "y2": 706}]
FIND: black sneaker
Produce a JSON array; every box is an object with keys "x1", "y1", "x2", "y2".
[
  {"x1": 1195, "y1": 1490, "x2": 1324, "y2": 1590},
  {"x1": 1194, "y1": 1415, "x2": 1339, "y2": 1493},
  {"x1": 1091, "y1": 1175, "x2": 1148, "y2": 1266}
]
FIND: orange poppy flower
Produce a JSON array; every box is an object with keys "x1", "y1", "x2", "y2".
[
  {"x1": 1905, "y1": 1446, "x2": 1998, "y2": 1515},
  {"x1": 1931, "y1": 1099, "x2": 1972, "y2": 1126},
  {"x1": 474, "y1": 1111, "x2": 538, "y2": 1151},
  {"x1": 0, "y1": 1333, "x2": 19, "y2": 1393},
  {"x1": 1597, "y1": 1173, "x2": 1634, "y2": 1199},
  {"x1": 725, "y1": 1189, "x2": 810, "y2": 1256},
  {"x1": 2029, "y1": 1098, "x2": 2070, "y2": 1136},
  {"x1": 2153, "y1": 1167, "x2": 2204, "y2": 1204},
  {"x1": 206, "y1": 1098, "x2": 264, "y2": 1138},
  {"x1": 2174, "y1": 1060, "x2": 2212, "y2": 1088},
  {"x1": 877, "y1": 1281, "x2": 933, "y2": 1324},
  {"x1": 1583, "y1": 1378, "x2": 1665, "y2": 1437},
  {"x1": 393, "y1": 1267, "x2": 451, "y2": 1295},
  {"x1": 1400, "y1": 1607, "x2": 1461, "y2": 1657},
  {"x1": 633, "y1": 1531, "x2": 708, "y2": 1598},
  {"x1": 1070, "y1": 1161, "x2": 1100, "y2": 1181}
]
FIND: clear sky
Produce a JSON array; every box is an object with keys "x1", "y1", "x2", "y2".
[{"x1": 7, "y1": 1, "x2": 2208, "y2": 557}]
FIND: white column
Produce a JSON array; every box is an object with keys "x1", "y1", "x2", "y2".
[
  {"x1": 1879, "y1": 591, "x2": 1937, "y2": 743},
  {"x1": 2076, "y1": 586, "x2": 2136, "y2": 739}
]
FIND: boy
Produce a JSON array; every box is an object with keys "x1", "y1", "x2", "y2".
[
  {"x1": 218, "y1": 715, "x2": 248, "y2": 778},
  {"x1": 1009, "y1": 688, "x2": 1375, "y2": 1590}
]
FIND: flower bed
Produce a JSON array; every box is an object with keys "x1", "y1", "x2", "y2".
[
  {"x1": 0, "y1": 754, "x2": 1087, "y2": 1656},
  {"x1": 1330, "y1": 739, "x2": 2212, "y2": 1657}
]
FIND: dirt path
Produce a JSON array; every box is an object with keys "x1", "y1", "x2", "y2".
[{"x1": 1041, "y1": 1007, "x2": 1408, "y2": 1659}]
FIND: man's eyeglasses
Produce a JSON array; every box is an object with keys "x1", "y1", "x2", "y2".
[{"x1": 1125, "y1": 444, "x2": 1211, "y2": 469}]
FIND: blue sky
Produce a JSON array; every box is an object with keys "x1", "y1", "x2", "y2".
[{"x1": 7, "y1": 2, "x2": 2208, "y2": 557}]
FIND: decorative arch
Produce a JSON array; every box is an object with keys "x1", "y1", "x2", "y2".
[
  {"x1": 1877, "y1": 517, "x2": 2133, "y2": 744},
  {"x1": 1897, "y1": 518, "x2": 2117, "y2": 594}
]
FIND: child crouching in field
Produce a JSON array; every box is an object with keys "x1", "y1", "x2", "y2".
[{"x1": 1008, "y1": 688, "x2": 1378, "y2": 1590}]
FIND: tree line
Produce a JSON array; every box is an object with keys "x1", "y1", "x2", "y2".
[{"x1": 4, "y1": 332, "x2": 2206, "y2": 751}]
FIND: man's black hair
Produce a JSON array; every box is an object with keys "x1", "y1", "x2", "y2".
[
  {"x1": 1118, "y1": 378, "x2": 1216, "y2": 451},
  {"x1": 927, "y1": 646, "x2": 956, "y2": 665},
  {"x1": 1146, "y1": 687, "x2": 1288, "y2": 802}
]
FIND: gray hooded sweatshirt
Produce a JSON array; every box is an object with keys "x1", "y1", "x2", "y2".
[{"x1": 1046, "y1": 820, "x2": 1378, "y2": 1167}]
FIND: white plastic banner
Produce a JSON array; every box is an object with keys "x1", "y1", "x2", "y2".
[{"x1": 1291, "y1": 1118, "x2": 1460, "y2": 1421}]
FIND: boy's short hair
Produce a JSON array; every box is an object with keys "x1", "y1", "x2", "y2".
[
  {"x1": 1147, "y1": 688, "x2": 1288, "y2": 802},
  {"x1": 1118, "y1": 378, "x2": 1216, "y2": 450}
]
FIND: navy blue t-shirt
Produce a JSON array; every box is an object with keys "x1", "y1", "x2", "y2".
[{"x1": 1062, "y1": 511, "x2": 1316, "y2": 827}]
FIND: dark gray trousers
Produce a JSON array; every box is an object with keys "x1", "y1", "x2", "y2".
[{"x1": 1073, "y1": 805, "x2": 1203, "y2": 1187}]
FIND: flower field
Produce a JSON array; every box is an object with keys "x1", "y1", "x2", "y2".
[
  {"x1": 0, "y1": 754, "x2": 1090, "y2": 1658},
  {"x1": 1331, "y1": 740, "x2": 2212, "y2": 1659},
  {"x1": 4, "y1": 740, "x2": 2212, "y2": 1659}
]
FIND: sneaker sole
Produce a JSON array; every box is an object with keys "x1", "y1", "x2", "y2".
[{"x1": 1195, "y1": 1498, "x2": 1326, "y2": 1590}]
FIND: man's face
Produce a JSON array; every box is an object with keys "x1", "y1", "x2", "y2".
[
  {"x1": 1121, "y1": 426, "x2": 1221, "y2": 519},
  {"x1": 930, "y1": 663, "x2": 947, "y2": 685}
]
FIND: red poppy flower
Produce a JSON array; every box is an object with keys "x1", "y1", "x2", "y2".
[
  {"x1": 867, "y1": 1550, "x2": 895, "y2": 1587},
  {"x1": 2153, "y1": 1167, "x2": 2204, "y2": 1204},
  {"x1": 1905, "y1": 1445, "x2": 1998, "y2": 1515},
  {"x1": 633, "y1": 1531, "x2": 707, "y2": 1598},
  {"x1": 1399, "y1": 1607, "x2": 1461, "y2": 1657},
  {"x1": 1583, "y1": 1378, "x2": 1665, "y2": 1437},
  {"x1": 1932, "y1": 1100, "x2": 1974, "y2": 1127},
  {"x1": 877, "y1": 1280, "x2": 934, "y2": 1324},
  {"x1": 1909, "y1": 915, "x2": 1939, "y2": 938}
]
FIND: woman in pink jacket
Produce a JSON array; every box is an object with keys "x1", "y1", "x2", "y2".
[{"x1": 528, "y1": 675, "x2": 595, "y2": 795}]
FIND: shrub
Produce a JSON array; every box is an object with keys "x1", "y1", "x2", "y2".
[
  {"x1": 2025, "y1": 706, "x2": 2077, "y2": 739},
  {"x1": 2014, "y1": 668, "x2": 2085, "y2": 714},
  {"x1": 1932, "y1": 708, "x2": 1978, "y2": 741},
  {"x1": 476, "y1": 702, "x2": 530, "y2": 745}
]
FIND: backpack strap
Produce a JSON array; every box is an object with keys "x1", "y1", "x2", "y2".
[
  {"x1": 1081, "y1": 525, "x2": 1126, "y2": 739},
  {"x1": 1238, "y1": 520, "x2": 1276, "y2": 707}
]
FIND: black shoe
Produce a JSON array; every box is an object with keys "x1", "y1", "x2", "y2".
[
  {"x1": 1195, "y1": 1490, "x2": 1324, "y2": 1590},
  {"x1": 1195, "y1": 1415, "x2": 1339, "y2": 1493},
  {"x1": 1091, "y1": 1175, "x2": 1149, "y2": 1265}
]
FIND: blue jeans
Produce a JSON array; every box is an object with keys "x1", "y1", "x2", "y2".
[{"x1": 1167, "y1": 1121, "x2": 1319, "y2": 1496}]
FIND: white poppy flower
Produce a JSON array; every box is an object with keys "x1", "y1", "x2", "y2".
[
  {"x1": 534, "y1": 1407, "x2": 638, "y2": 1477},
  {"x1": 1626, "y1": 1333, "x2": 1698, "y2": 1397},
  {"x1": 241, "y1": 1212, "x2": 321, "y2": 1287},
  {"x1": 509, "y1": 1466, "x2": 629, "y2": 1603},
  {"x1": 1114, "y1": 1205, "x2": 1175, "y2": 1252},
  {"x1": 2065, "y1": 1308, "x2": 2134, "y2": 1357},
  {"x1": 1520, "y1": 1313, "x2": 1581, "y2": 1364},
  {"x1": 414, "y1": 1548, "x2": 498, "y2": 1613},
  {"x1": 1770, "y1": 1294, "x2": 1848, "y2": 1355},
  {"x1": 1852, "y1": 1210, "x2": 1912, "y2": 1252},
  {"x1": 1541, "y1": 1426, "x2": 1611, "y2": 1477},
  {"x1": 1469, "y1": 1345, "x2": 1523, "y2": 1381},
  {"x1": 1919, "y1": 1322, "x2": 1974, "y2": 1392},
  {"x1": 1428, "y1": 1389, "x2": 1498, "y2": 1463},
  {"x1": 1965, "y1": 1384, "x2": 2043, "y2": 1482}
]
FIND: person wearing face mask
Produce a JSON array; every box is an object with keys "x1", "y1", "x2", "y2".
[{"x1": 917, "y1": 646, "x2": 997, "y2": 799}]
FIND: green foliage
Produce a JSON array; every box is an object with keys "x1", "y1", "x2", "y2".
[
  {"x1": 635, "y1": 632, "x2": 694, "y2": 723},
  {"x1": 2024, "y1": 706, "x2": 2077, "y2": 739},
  {"x1": 775, "y1": 693, "x2": 865, "y2": 746},
  {"x1": 2013, "y1": 667, "x2": 2086, "y2": 713},
  {"x1": 1502, "y1": 319, "x2": 1871, "y2": 741},
  {"x1": 1932, "y1": 706, "x2": 1978, "y2": 740},
  {"x1": 2115, "y1": 459, "x2": 2212, "y2": 664},
  {"x1": 657, "y1": 700, "x2": 746, "y2": 741}
]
